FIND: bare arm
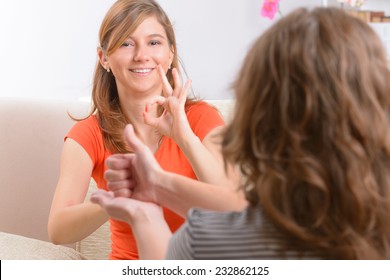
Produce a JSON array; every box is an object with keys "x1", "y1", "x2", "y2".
[
  {"x1": 179, "y1": 125, "x2": 239, "y2": 188},
  {"x1": 48, "y1": 139, "x2": 108, "y2": 244},
  {"x1": 152, "y1": 169, "x2": 245, "y2": 217}
]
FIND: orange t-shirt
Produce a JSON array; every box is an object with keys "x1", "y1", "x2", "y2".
[{"x1": 66, "y1": 101, "x2": 224, "y2": 259}]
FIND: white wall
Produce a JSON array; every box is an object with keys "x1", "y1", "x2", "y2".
[
  {"x1": 160, "y1": 0, "x2": 322, "y2": 99},
  {"x1": 0, "y1": 0, "x2": 113, "y2": 101},
  {"x1": 0, "y1": 0, "x2": 386, "y2": 101}
]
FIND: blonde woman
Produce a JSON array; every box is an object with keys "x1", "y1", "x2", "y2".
[{"x1": 48, "y1": 0, "x2": 244, "y2": 260}]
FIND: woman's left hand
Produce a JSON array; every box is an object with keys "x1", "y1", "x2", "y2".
[{"x1": 143, "y1": 65, "x2": 192, "y2": 144}]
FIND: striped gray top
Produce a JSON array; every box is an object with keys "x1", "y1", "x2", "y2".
[{"x1": 166, "y1": 205, "x2": 322, "y2": 260}]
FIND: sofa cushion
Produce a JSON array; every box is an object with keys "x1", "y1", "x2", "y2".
[
  {"x1": 0, "y1": 232, "x2": 86, "y2": 260},
  {"x1": 75, "y1": 179, "x2": 111, "y2": 260}
]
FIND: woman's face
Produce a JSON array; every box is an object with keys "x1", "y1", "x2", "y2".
[{"x1": 107, "y1": 15, "x2": 174, "y2": 97}]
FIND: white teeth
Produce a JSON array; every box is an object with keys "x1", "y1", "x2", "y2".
[{"x1": 132, "y1": 69, "x2": 152, "y2": 73}]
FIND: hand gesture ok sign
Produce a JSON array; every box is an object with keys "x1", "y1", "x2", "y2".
[{"x1": 143, "y1": 65, "x2": 193, "y2": 145}]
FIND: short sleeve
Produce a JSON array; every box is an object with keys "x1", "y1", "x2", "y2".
[
  {"x1": 65, "y1": 116, "x2": 105, "y2": 166},
  {"x1": 186, "y1": 102, "x2": 224, "y2": 142}
]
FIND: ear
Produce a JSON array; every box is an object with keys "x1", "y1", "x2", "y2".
[{"x1": 97, "y1": 47, "x2": 110, "y2": 71}]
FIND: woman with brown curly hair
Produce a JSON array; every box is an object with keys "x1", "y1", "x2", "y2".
[{"x1": 91, "y1": 7, "x2": 390, "y2": 259}]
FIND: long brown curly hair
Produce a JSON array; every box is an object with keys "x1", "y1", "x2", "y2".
[
  {"x1": 222, "y1": 7, "x2": 390, "y2": 259},
  {"x1": 85, "y1": 0, "x2": 181, "y2": 153}
]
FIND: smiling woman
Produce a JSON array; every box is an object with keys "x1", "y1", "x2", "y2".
[
  {"x1": 100, "y1": 16, "x2": 174, "y2": 98},
  {"x1": 47, "y1": 0, "x2": 245, "y2": 260}
]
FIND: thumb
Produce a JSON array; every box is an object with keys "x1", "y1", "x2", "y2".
[
  {"x1": 90, "y1": 190, "x2": 115, "y2": 206},
  {"x1": 124, "y1": 124, "x2": 144, "y2": 153}
]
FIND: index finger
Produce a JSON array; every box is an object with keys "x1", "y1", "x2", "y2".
[
  {"x1": 157, "y1": 65, "x2": 173, "y2": 97},
  {"x1": 171, "y1": 68, "x2": 183, "y2": 98}
]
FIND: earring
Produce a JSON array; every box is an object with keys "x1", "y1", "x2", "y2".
[
  {"x1": 106, "y1": 66, "x2": 110, "y2": 73},
  {"x1": 168, "y1": 64, "x2": 172, "y2": 70}
]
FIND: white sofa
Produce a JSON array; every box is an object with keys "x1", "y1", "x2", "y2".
[{"x1": 0, "y1": 97, "x2": 234, "y2": 260}]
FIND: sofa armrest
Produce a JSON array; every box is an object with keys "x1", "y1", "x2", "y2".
[{"x1": 0, "y1": 232, "x2": 86, "y2": 260}]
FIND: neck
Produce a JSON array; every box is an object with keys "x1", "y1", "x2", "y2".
[{"x1": 119, "y1": 94, "x2": 162, "y2": 153}]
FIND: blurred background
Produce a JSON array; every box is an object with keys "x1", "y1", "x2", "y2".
[{"x1": 0, "y1": 0, "x2": 388, "y2": 101}]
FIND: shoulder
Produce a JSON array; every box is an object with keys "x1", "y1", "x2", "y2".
[
  {"x1": 69, "y1": 115, "x2": 100, "y2": 131},
  {"x1": 166, "y1": 207, "x2": 235, "y2": 260},
  {"x1": 185, "y1": 101, "x2": 221, "y2": 118},
  {"x1": 167, "y1": 206, "x2": 281, "y2": 260},
  {"x1": 65, "y1": 115, "x2": 106, "y2": 164},
  {"x1": 167, "y1": 207, "x2": 260, "y2": 260},
  {"x1": 182, "y1": 206, "x2": 324, "y2": 260},
  {"x1": 66, "y1": 115, "x2": 101, "y2": 140}
]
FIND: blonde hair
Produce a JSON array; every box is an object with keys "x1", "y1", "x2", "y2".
[{"x1": 223, "y1": 7, "x2": 390, "y2": 259}]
